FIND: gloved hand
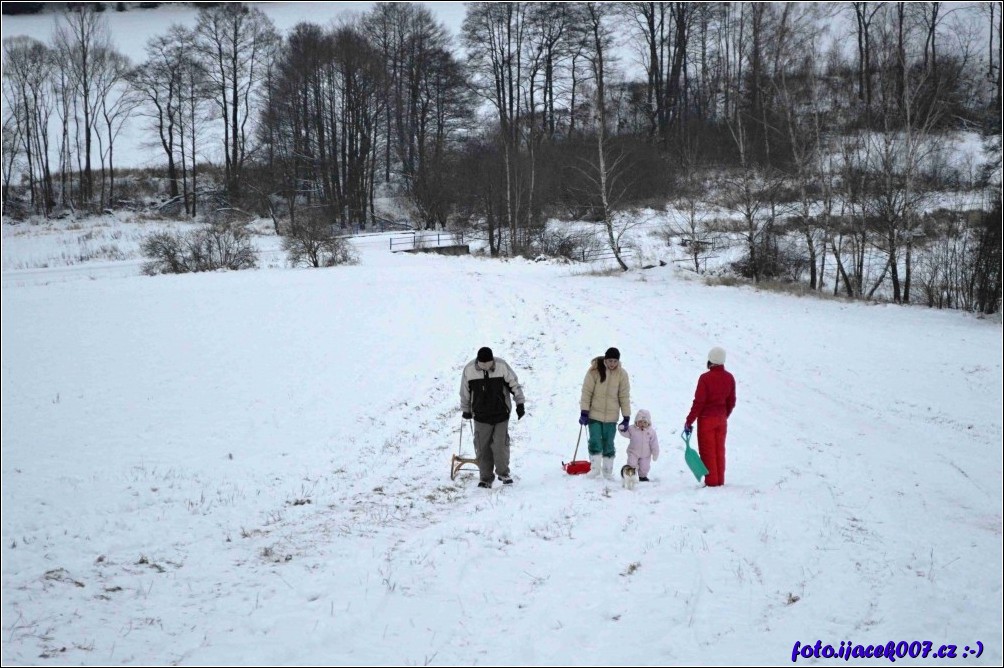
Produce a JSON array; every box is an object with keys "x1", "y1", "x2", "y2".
[
  {"x1": 652, "y1": 453, "x2": 659, "y2": 462},
  {"x1": 579, "y1": 410, "x2": 589, "y2": 426},
  {"x1": 620, "y1": 415, "x2": 630, "y2": 431},
  {"x1": 683, "y1": 424, "x2": 693, "y2": 436},
  {"x1": 462, "y1": 411, "x2": 472, "y2": 420},
  {"x1": 516, "y1": 404, "x2": 525, "y2": 419}
]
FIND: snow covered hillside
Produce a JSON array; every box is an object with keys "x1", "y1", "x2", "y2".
[{"x1": 1, "y1": 224, "x2": 1001, "y2": 665}]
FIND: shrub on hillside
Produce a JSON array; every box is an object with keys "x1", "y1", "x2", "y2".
[
  {"x1": 141, "y1": 214, "x2": 257, "y2": 275},
  {"x1": 528, "y1": 226, "x2": 599, "y2": 261},
  {"x1": 141, "y1": 231, "x2": 191, "y2": 274},
  {"x1": 282, "y1": 209, "x2": 357, "y2": 268},
  {"x1": 2, "y1": 197, "x2": 31, "y2": 222},
  {"x1": 730, "y1": 236, "x2": 806, "y2": 283}
]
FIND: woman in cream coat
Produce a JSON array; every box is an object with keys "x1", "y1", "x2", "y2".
[{"x1": 579, "y1": 347, "x2": 631, "y2": 479}]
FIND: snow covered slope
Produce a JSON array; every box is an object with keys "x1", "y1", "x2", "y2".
[{"x1": 1, "y1": 231, "x2": 1001, "y2": 665}]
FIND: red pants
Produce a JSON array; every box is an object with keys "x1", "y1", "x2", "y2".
[{"x1": 697, "y1": 416, "x2": 727, "y2": 486}]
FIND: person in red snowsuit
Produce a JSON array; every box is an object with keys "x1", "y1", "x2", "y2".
[{"x1": 684, "y1": 347, "x2": 736, "y2": 487}]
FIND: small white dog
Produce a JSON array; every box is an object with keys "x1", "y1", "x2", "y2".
[{"x1": 620, "y1": 464, "x2": 638, "y2": 490}]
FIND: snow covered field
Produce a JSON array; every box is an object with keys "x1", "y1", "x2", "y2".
[{"x1": 1, "y1": 220, "x2": 1001, "y2": 665}]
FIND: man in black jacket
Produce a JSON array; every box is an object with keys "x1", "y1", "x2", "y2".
[{"x1": 460, "y1": 347, "x2": 526, "y2": 488}]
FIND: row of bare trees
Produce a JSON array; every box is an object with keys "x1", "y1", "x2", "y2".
[
  {"x1": 128, "y1": 4, "x2": 278, "y2": 217},
  {"x1": 3, "y1": 9, "x2": 134, "y2": 215},
  {"x1": 655, "y1": 2, "x2": 1001, "y2": 312},
  {"x1": 2, "y1": 4, "x2": 278, "y2": 217},
  {"x1": 2, "y1": 2, "x2": 1001, "y2": 311},
  {"x1": 255, "y1": 5, "x2": 470, "y2": 230}
]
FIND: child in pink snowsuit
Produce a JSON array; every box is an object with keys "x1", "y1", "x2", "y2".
[{"x1": 617, "y1": 409, "x2": 660, "y2": 481}]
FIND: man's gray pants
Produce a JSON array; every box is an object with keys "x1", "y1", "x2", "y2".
[{"x1": 473, "y1": 420, "x2": 511, "y2": 483}]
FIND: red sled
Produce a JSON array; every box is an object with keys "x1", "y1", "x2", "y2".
[
  {"x1": 562, "y1": 425, "x2": 591, "y2": 475},
  {"x1": 563, "y1": 459, "x2": 592, "y2": 475}
]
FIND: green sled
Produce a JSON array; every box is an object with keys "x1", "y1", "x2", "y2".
[{"x1": 681, "y1": 432, "x2": 708, "y2": 482}]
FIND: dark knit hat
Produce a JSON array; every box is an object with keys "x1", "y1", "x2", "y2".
[
  {"x1": 477, "y1": 347, "x2": 494, "y2": 363},
  {"x1": 604, "y1": 347, "x2": 621, "y2": 360}
]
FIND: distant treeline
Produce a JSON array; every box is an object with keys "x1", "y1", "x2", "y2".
[
  {"x1": 3, "y1": 2, "x2": 1001, "y2": 312},
  {"x1": 1, "y1": 3, "x2": 171, "y2": 15}
]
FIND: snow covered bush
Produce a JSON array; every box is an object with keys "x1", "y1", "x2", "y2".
[
  {"x1": 528, "y1": 225, "x2": 598, "y2": 261},
  {"x1": 729, "y1": 234, "x2": 807, "y2": 283},
  {"x1": 281, "y1": 210, "x2": 357, "y2": 268},
  {"x1": 141, "y1": 214, "x2": 257, "y2": 275}
]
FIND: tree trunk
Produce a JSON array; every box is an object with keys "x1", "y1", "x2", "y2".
[
  {"x1": 889, "y1": 230, "x2": 901, "y2": 302},
  {"x1": 588, "y1": 5, "x2": 628, "y2": 272}
]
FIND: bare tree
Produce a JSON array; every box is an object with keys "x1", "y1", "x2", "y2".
[
  {"x1": 92, "y1": 47, "x2": 134, "y2": 209},
  {"x1": 851, "y1": 2, "x2": 883, "y2": 112},
  {"x1": 718, "y1": 4, "x2": 786, "y2": 284},
  {"x1": 363, "y1": 5, "x2": 470, "y2": 228},
  {"x1": 622, "y1": 3, "x2": 666, "y2": 141},
  {"x1": 526, "y1": 3, "x2": 577, "y2": 141},
  {"x1": 989, "y1": 1, "x2": 1003, "y2": 108},
  {"x1": 462, "y1": 2, "x2": 532, "y2": 254},
  {"x1": 53, "y1": 5, "x2": 113, "y2": 208},
  {"x1": 410, "y1": 47, "x2": 472, "y2": 227},
  {"x1": 969, "y1": 200, "x2": 1002, "y2": 314},
  {"x1": 859, "y1": 10, "x2": 946, "y2": 302},
  {"x1": 620, "y1": 2, "x2": 692, "y2": 146},
  {"x1": 665, "y1": 142, "x2": 715, "y2": 273},
  {"x1": 331, "y1": 24, "x2": 385, "y2": 227},
  {"x1": 3, "y1": 36, "x2": 56, "y2": 216},
  {"x1": 919, "y1": 2, "x2": 943, "y2": 78},
  {"x1": 581, "y1": 2, "x2": 630, "y2": 271},
  {"x1": 363, "y1": 5, "x2": 403, "y2": 185},
  {"x1": 130, "y1": 34, "x2": 185, "y2": 199},
  {"x1": 165, "y1": 25, "x2": 212, "y2": 217},
  {"x1": 1, "y1": 108, "x2": 23, "y2": 214},
  {"x1": 195, "y1": 3, "x2": 279, "y2": 199},
  {"x1": 773, "y1": 4, "x2": 835, "y2": 290},
  {"x1": 717, "y1": 164, "x2": 786, "y2": 284},
  {"x1": 258, "y1": 20, "x2": 388, "y2": 229},
  {"x1": 686, "y1": 3, "x2": 723, "y2": 128}
]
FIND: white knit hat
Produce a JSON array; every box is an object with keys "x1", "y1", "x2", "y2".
[{"x1": 708, "y1": 346, "x2": 726, "y2": 365}]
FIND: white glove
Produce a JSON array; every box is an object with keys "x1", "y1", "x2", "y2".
[{"x1": 652, "y1": 453, "x2": 659, "y2": 462}]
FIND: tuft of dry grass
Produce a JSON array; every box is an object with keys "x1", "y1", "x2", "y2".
[
  {"x1": 572, "y1": 265, "x2": 625, "y2": 278},
  {"x1": 704, "y1": 275, "x2": 865, "y2": 304}
]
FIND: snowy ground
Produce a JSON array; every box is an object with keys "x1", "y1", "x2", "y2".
[{"x1": 1, "y1": 218, "x2": 1001, "y2": 666}]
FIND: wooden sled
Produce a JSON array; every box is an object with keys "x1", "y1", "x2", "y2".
[
  {"x1": 450, "y1": 419, "x2": 479, "y2": 480},
  {"x1": 450, "y1": 453, "x2": 479, "y2": 480}
]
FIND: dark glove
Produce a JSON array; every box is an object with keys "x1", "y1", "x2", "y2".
[
  {"x1": 516, "y1": 404, "x2": 525, "y2": 419},
  {"x1": 683, "y1": 424, "x2": 693, "y2": 436},
  {"x1": 462, "y1": 411, "x2": 472, "y2": 420},
  {"x1": 620, "y1": 415, "x2": 630, "y2": 430},
  {"x1": 579, "y1": 410, "x2": 589, "y2": 426}
]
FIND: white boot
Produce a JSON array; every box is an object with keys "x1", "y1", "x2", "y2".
[
  {"x1": 602, "y1": 457, "x2": 615, "y2": 480},
  {"x1": 587, "y1": 454, "x2": 602, "y2": 477}
]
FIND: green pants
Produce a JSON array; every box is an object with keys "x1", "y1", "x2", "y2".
[{"x1": 587, "y1": 421, "x2": 617, "y2": 457}]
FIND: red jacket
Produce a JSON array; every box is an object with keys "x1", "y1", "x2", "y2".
[{"x1": 685, "y1": 365, "x2": 736, "y2": 427}]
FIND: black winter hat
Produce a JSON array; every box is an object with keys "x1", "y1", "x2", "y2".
[
  {"x1": 604, "y1": 347, "x2": 621, "y2": 360},
  {"x1": 477, "y1": 347, "x2": 494, "y2": 363}
]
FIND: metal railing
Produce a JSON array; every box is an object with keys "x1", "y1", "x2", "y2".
[
  {"x1": 580, "y1": 247, "x2": 635, "y2": 263},
  {"x1": 389, "y1": 231, "x2": 465, "y2": 251}
]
